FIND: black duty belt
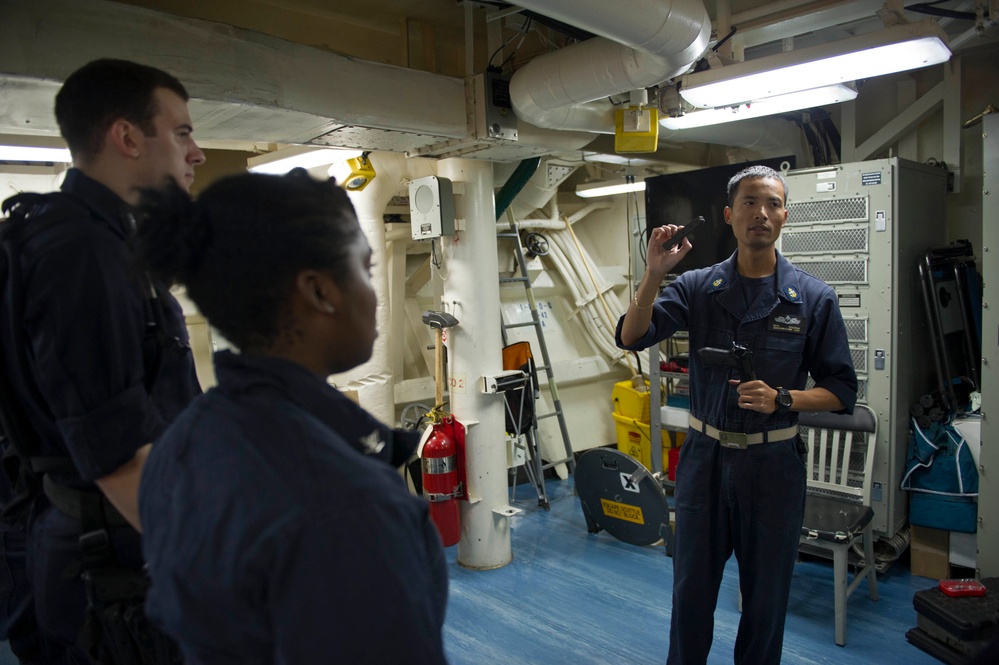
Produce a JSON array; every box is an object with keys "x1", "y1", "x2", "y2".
[{"x1": 42, "y1": 474, "x2": 131, "y2": 528}]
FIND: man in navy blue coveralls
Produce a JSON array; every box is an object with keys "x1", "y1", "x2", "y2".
[
  {"x1": 617, "y1": 165, "x2": 857, "y2": 665},
  {"x1": 0, "y1": 59, "x2": 205, "y2": 663}
]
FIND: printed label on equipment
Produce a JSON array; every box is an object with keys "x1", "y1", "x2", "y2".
[
  {"x1": 620, "y1": 472, "x2": 640, "y2": 493},
  {"x1": 816, "y1": 181, "x2": 836, "y2": 193},
  {"x1": 837, "y1": 293, "x2": 861, "y2": 307},
  {"x1": 600, "y1": 498, "x2": 645, "y2": 524},
  {"x1": 862, "y1": 172, "x2": 882, "y2": 186}
]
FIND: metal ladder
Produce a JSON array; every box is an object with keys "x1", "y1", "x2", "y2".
[{"x1": 497, "y1": 212, "x2": 575, "y2": 510}]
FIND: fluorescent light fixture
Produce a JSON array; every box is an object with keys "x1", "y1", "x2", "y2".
[
  {"x1": 247, "y1": 146, "x2": 362, "y2": 175},
  {"x1": 0, "y1": 145, "x2": 72, "y2": 163},
  {"x1": 679, "y1": 20, "x2": 950, "y2": 108},
  {"x1": 661, "y1": 84, "x2": 858, "y2": 130},
  {"x1": 575, "y1": 178, "x2": 646, "y2": 198}
]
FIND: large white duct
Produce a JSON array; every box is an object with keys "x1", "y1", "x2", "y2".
[
  {"x1": 508, "y1": 0, "x2": 711, "y2": 132},
  {"x1": 660, "y1": 116, "x2": 808, "y2": 163}
]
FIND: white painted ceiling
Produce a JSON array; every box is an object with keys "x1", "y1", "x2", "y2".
[{"x1": 1, "y1": 0, "x2": 997, "y2": 168}]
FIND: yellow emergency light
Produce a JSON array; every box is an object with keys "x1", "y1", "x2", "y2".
[{"x1": 343, "y1": 153, "x2": 376, "y2": 191}]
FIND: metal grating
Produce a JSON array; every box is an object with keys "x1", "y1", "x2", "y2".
[
  {"x1": 795, "y1": 259, "x2": 867, "y2": 284},
  {"x1": 788, "y1": 197, "x2": 868, "y2": 224},
  {"x1": 782, "y1": 228, "x2": 868, "y2": 254},
  {"x1": 851, "y1": 347, "x2": 867, "y2": 373},
  {"x1": 843, "y1": 318, "x2": 868, "y2": 343}
]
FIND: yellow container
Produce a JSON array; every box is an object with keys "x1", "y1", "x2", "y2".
[
  {"x1": 613, "y1": 412, "x2": 670, "y2": 471},
  {"x1": 612, "y1": 380, "x2": 651, "y2": 423}
]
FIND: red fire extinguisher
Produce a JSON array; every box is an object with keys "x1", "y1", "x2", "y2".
[
  {"x1": 421, "y1": 422, "x2": 462, "y2": 547},
  {"x1": 419, "y1": 310, "x2": 466, "y2": 547}
]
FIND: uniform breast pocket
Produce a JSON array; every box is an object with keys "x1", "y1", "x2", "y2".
[{"x1": 754, "y1": 333, "x2": 805, "y2": 386}]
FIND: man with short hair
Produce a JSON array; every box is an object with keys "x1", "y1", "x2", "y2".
[
  {"x1": 0, "y1": 58, "x2": 205, "y2": 663},
  {"x1": 618, "y1": 165, "x2": 857, "y2": 664}
]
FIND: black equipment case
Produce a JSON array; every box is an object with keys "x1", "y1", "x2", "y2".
[{"x1": 906, "y1": 578, "x2": 999, "y2": 664}]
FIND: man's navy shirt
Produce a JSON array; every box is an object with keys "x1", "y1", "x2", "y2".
[
  {"x1": 0, "y1": 168, "x2": 200, "y2": 488},
  {"x1": 617, "y1": 250, "x2": 857, "y2": 430}
]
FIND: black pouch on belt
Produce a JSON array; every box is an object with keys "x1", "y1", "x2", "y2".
[{"x1": 80, "y1": 567, "x2": 184, "y2": 665}]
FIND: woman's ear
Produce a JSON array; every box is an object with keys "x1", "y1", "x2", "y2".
[{"x1": 297, "y1": 270, "x2": 340, "y2": 315}]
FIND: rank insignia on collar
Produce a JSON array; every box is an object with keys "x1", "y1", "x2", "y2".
[
  {"x1": 710, "y1": 277, "x2": 725, "y2": 289},
  {"x1": 360, "y1": 430, "x2": 386, "y2": 455},
  {"x1": 784, "y1": 285, "x2": 800, "y2": 301}
]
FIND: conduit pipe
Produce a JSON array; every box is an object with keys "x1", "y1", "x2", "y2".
[
  {"x1": 511, "y1": 202, "x2": 631, "y2": 370},
  {"x1": 542, "y1": 231, "x2": 627, "y2": 365},
  {"x1": 508, "y1": 0, "x2": 711, "y2": 132}
]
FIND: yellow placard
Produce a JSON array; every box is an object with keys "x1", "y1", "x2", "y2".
[{"x1": 600, "y1": 498, "x2": 645, "y2": 525}]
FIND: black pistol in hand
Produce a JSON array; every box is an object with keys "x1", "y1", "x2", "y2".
[
  {"x1": 697, "y1": 343, "x2": 756, "y2": 382},
  {"x1": 660, "y1": 216, "x2": 705, "y2": 252}
]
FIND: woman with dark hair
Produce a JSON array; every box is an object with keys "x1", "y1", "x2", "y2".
[{"x1": 132, "y1": 170, "x2": 449, "y2": 664}]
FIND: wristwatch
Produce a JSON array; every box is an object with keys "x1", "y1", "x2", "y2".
[{"x1": 775, "y1": 387, "x2": 793, "y2": 413}]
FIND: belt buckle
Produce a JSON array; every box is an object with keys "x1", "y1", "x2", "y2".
[{"x1": 718, "y1": 431, "x2": 748, "y2": 449}]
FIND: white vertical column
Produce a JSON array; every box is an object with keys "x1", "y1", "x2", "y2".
[
  {"x1": 334, "y1": 152, "x2": 407, "y2": 424},
  {"x1": 437, "y1": 158, "x2": 512, "y2": 569}
]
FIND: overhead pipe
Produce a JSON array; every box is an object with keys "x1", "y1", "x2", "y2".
[
  {"x1": 507, "y1": 0, "x2": 711, "y2": 132},
  {"x1": 659, "y1": 116, "x2": 808, "y2": 162}
]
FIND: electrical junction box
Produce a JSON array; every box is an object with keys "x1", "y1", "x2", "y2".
[
  {"x1": 473, "y1": 72, "x2": 518, "y2": 142},
  {"x1": 614, "y1": 106, "x2": 659, "y2": 153},
  {"x1": 410, "y1": 176, "x2": 455, "y2": 240}
]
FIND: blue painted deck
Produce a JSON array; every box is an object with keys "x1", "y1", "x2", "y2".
[
  {"x1": 0, "y1": 476, "x2": 943, "y2": 664},
  {"x1": 443, "y1": 477, "x2": 940, "y2": 665}
]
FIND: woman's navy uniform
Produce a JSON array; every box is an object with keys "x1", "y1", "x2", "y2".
[{"x1": 140, "y1": 351, "x2": 449, "y2": 664}]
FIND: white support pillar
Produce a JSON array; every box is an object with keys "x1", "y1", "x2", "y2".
[
  {"x1": 437, "y1": 158, "x2": 513, "y2": 570},
  {"x1": 332, "y1": 152, "x2": 408, "y2": 424}
]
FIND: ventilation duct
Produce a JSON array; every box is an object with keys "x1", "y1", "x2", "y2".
[
  {"x1": 508, "y1": 0, "x2": 711, "y2": 133},
  {"x1": 659, "y1": 117, "x2": 808, "y2": 163}
]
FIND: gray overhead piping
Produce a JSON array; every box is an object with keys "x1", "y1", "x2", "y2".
[{"x1": 507, "y1": 0, "x2": 711, "y2": 133}]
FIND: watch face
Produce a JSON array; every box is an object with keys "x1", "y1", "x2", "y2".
[{"x1": 777, "y1": 389, "x2": 792, "y2": 409}]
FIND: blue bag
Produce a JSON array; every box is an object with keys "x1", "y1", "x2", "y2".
[{"x1": 900, "y1": 418, "x2": 979, "y2": 533}]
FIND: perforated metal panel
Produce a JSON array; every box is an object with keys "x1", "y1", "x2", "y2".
[
  {"x1": 787, "y1": 158, "x2": 947, "y2": 540},
  {"x1": 851, "y1": 347, "x2": 867, "y2": 374},
  {"x1": 844, "y1": 318, "x2": 868, "y2": 343},
  {"x1": 794, "y1": 259, "x2": 867, "y2": 284},
  {"x1": 782, "y1": 228, "x2": 868, "y2": 254},
  {"x1": 788, "y1": 197, "x2": 868, "y2": 224}
]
